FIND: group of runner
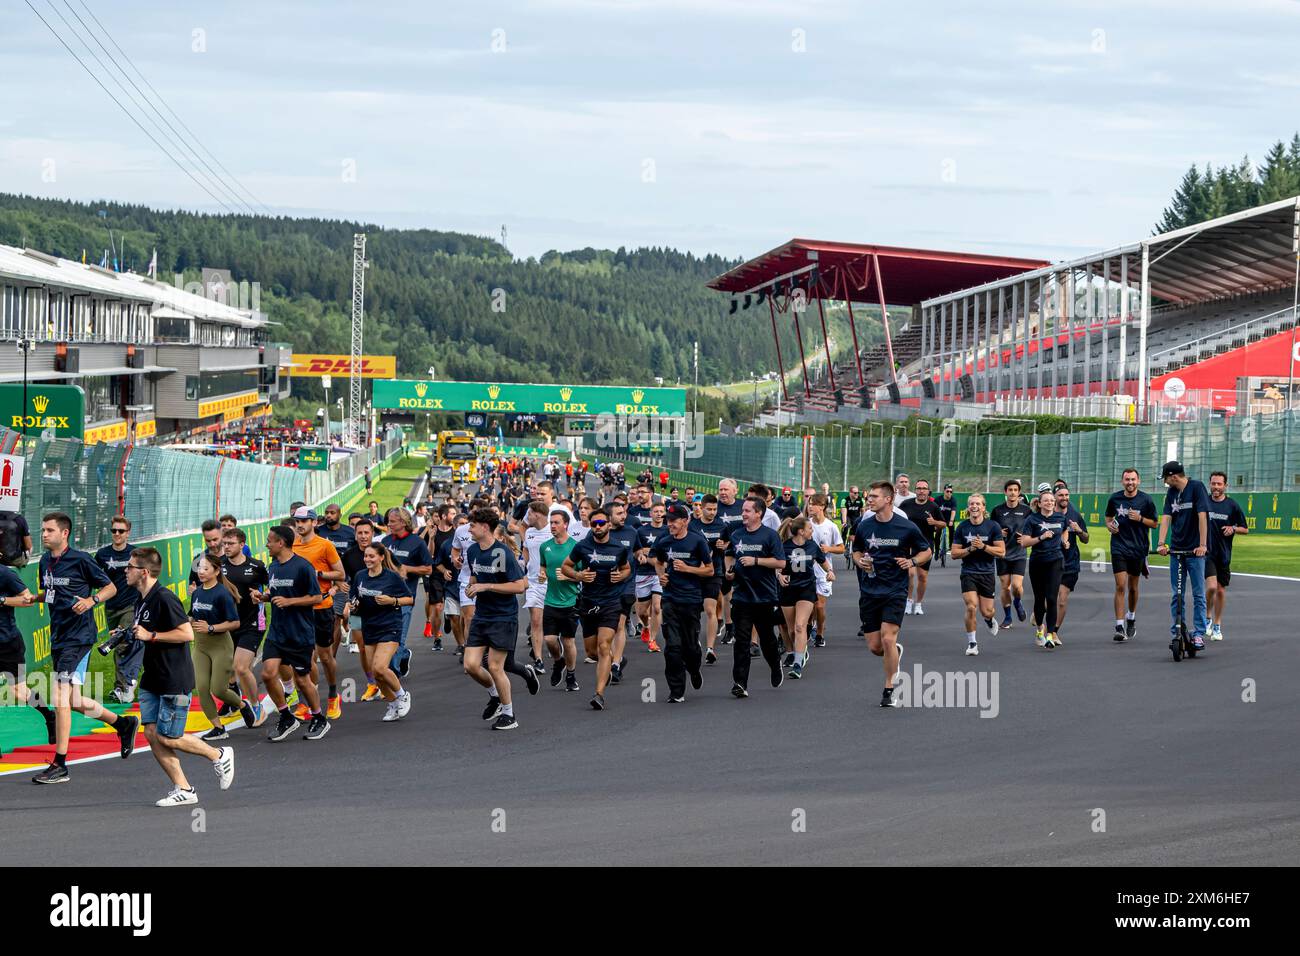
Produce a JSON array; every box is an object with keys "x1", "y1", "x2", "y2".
[{"x1": 0, "y1": 454, "x2": 1249, "y2": 803}]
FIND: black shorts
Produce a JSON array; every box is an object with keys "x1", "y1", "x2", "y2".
[
  {"x1": 233, "y1": 627, "x2": 264, "y2": 654},
  {"x1": 779, "y1": 583, "x2": 817, "y2": 607},
  {"x1": 51, "y1": 641, "x2": 94, "y2": 677},
  {"x1": 619, "y1": 593, "x2": 635, "y2": 616},
  {"x1": 425, "y1": 575, "x2": 445, "y2": 604},
  {"x1": 858, "y1": 592, "x2": 908, "y2": 633},
  {"x1": 264, "y1": 639, "x2": 313, "y2": 675},
  {"x1": 313, "y1": 609, "x2": 336, "y2": 648},
  {"x1": 466, "y1": 618, "x2": 518, "y2": 651},
  {"x1": 996, "y1": 556, "x2": 1027, "y2": 578},
  {"x1": 960, "y1": 572, "x2": 996, "y2": 600},
  {"x1": 542, "y1": 604, "x2": 579, "y2": 639},
  {"x1": 364, "y1": 627, "x2": 402, "y2": 646},
  {"x1": 1204, "y1": 556, "x2": 1231, "y2": 588},
  {"x1": 1111, "y1": 554, "x2": 1147, "y2": 577},
  {"x1": 700, "y1": 576, "x2": 722, "y2": 601},
  {"x1": 578, "y1": 598, "x2": 622, "y2": 635},
  {"x1": 1061, "y1": 570, "x2": 1079, "y2": 591},
  {"x1": 718, "y1": 576, "x2": 732, "y2": 596}
]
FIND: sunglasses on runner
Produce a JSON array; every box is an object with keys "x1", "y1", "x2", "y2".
[{"x1": 591, "y1": 519, "x2": 608, "y2": 527}]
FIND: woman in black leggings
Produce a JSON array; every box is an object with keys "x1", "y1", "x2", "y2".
[{"x1": 1018, "y1": 490, "x2": 1070, "y2": 650}]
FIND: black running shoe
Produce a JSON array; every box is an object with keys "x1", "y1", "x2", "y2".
[
  {"x1": 216, "y1": 701, "x2": 237, "y2": 718},
  {"x1": 116, "y1": 715, "x2": 139, "y2": 758},
  {"x1": 532, "y1": 656, "x2": 546, "y2": 675},
  {"x1": 549, "y1": 662, "x2": 565, "y2": 688},
  {"x1": 770, "y1": 662, "x2": 784, "y2": 689},
  {"x1": 565, "y1": 672, "x2": 580, "y2": 692},
  {"x1": 720, "y1": 625, "x2": 734, "y2": 645},
  {"x1": 432, "y1": 637, "x2": 443, "y2": 651},
  {"x1": 492, "y1": 712, "x2": 519, "y2": 731},
  {"x1": 268, "y1": 711, "x2": 300, "y2": 742},
  {"x1": 200, "y1": 725, "x2": 229, "y2": 743},
  {"x1": 32, "y1": 762, "x2": 70, "y2": 784},
  {"x1": 1125, "y1": 618, "x2": 1136, "y2": 640},
  {"x1": 813, "y1": 635, "x2": 826, "y2": 648},
  {"x1": 880, "y1": 687, "x2": 899, "y2": 708},
  {"x1": 303, "y1": 714, "x2": 331, "y2": 740},
  {"x1": 238, "y1": 700, "x2": 258, "y2": 727},
  {"x1": 704, "y1": 648, "x2": 717, "y2": 665},
  {"x1": 667, "y1": 694, "x2": 686, "y2": 703},
  {"x1": 482, "y1": 697, "x2": 502, "y2": 721},
  {"x1": 748, "y1": 644, "x2": 761, "y2": 658},
  {"x1": 783, "y1": 652, "x2": 795, "y2": 668},
  {"x1": 589, "y1": 693, "x2": 605, "y2": 711},
  {"x1": 1113, "y1": 623, "x2": 1127, "y2": 643},
  {"x1": 730, "y1": 683, "x2": 749, "y2": 699},
  {"x1": 689, "y1": 667, "x2": 702, "y2": 691},
  {"x1": 523, "y1": 664, "x2": 540, "y2": 696}
]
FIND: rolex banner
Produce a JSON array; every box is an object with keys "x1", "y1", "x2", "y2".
[
  {"x1": 372, "y1": 380, "x2": 687, "y2": 418},
  {"x1": 0, "y1": 383, "x2": 86, "y2": 439}
]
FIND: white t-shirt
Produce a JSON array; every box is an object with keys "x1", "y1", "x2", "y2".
[
  {"x1": 809, "y1": 517, "x2": 843, "y2": 581},
  {"x1": 894, "y1": 492, "x2": 915, "y2": 509},
  {"x1": 522, "y1": 526, "x2": 550, "y2": 582},
  {"x1": 761, "y1": 508, "x2": 781, "y2": 532},
  {"x1": 452, "y1": 523, "x2": 475, "y2": 585}
]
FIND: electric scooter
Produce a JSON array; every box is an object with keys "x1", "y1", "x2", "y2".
[{"x1": 1166, "y1": 548, "x2": 1200, "y2": 662}]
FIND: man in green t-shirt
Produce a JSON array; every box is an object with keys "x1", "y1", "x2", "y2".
[{"x1": 539, "y1": 511, "x2": 581, "y2": 693}]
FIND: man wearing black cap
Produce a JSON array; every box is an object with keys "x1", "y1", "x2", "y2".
[
  {"x1": 1155, "y1": 461, "x2": 1210, "y2": 651},
  {"x1": 652, "y1": 504, "x2": 714, "y2": 702}
]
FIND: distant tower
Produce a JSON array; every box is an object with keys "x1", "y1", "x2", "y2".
[{"x1": 501, "y1": 224, "x2": 508, "y2": 250}]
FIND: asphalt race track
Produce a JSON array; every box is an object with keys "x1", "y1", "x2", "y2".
[{"x1": 4, "y1": 538, "x2": 1297, "y2": 866}]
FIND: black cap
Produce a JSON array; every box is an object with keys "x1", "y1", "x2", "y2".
[
  {"x1": 666, "y1": 503, "x2": 691, "y2": 520},
  {"x1": 1161, "y1": 460, "x2": 1185, "y2": 478}
]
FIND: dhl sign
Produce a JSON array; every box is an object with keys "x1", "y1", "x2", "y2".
[
  {"x1": 84, "y1": 420, "x2": 128, "y2": 445},
  {"x1": 134, "y1": 419, "x2": 157, "y2": 438},
  {"x1": 197, "y1": 391, "x2": 260, "y2": 419},
  {"x1": 289, "y1": 354, "x2": 397, "y2": 378}
]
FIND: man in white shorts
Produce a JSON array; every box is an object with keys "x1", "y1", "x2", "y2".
[
  {"x1": 521, "y1": 501, "x2": 552, "y2": 670},
  {"x1": 633, "y1": 501, "x2": 667, "y2": 652},
  {"x1": 807, "y1": 493, "x2": 844, "y2": 648}
]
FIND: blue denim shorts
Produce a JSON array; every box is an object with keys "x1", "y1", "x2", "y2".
[{"x1": 138, "y1": 689, "x2": 190, "y2": 739}]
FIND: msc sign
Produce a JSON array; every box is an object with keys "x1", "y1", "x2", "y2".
[
  {"x1": 289, "y1": 354, "x2": 397, "y2": 378},
  {"x1": 372, "y1": 380, "x2": 686, "y2": 418},
  {"x1": 0, "y1": 383, "x2": 85, "y2": 439}
]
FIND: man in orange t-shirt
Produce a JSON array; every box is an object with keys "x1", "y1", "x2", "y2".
[{"x1": 291, "y1": 507, "x2": 345, "y2": 720}]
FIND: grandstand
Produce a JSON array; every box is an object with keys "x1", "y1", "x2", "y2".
[
  {"x1": 711, "y1": 197, "x2": 1299, "y2": 426},
  {"x1": 917, "y1": 196, "x2": 1300, "y2": 420}
]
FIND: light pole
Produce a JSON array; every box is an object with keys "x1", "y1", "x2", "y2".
[
  {"x1": 427, "y1": 366, "x2": 436, "y2": 441},
  {"x1": 321, "y1": 374, "x2": 332, "y2": 445},
  {"x1": 16, "y1": 339, "x2": 37, "y2": 438}
]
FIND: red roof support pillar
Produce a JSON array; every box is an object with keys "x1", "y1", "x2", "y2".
[
  {"x1": 872, "y1": 254, "x2": 898, "y2": 385},
  {"x1": 791, "y1": 302, "x2": 812, "y2": 397},
  {"x1": 767, "y1": 295, "x2": 789, "y2": 403},
  {"x1": 815, "y1": 284, "x2": 836, "y2": 393},
  {"x1": 839, "y1": 269, "x2": 865, "y2": 388}
]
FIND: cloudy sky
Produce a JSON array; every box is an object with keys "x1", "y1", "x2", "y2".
[{"x1": 3, "y1": 0, "x2": 1299, "y2": 262}]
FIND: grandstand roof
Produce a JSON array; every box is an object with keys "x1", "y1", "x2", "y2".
[
  {"x1": 0, "y1": 243, "x2": 264, "y2": 325},
  {"x1": 923, "y1": 196, "x2": 1300, "y2": 307},
  {"x1": 706, "y1": 240, "x2": 1048, "y2": 305}
]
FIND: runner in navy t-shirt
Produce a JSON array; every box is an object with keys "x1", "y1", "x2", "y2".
[
  {"x1": 949, "y1": 493, "x2": 1006, "y2": 657},
  {"x1": 1104, "y1": 467, "x2": 1158, "y2": 642},
  {"x1": 723, "y1": 497, "x2": 787, "y2": 697},
  {"x1": 850, "y1": 483, "x2": 932, "y2": 708},
  {"x1": 1205, "y1": 470, "x2": 1248, "y2": 642},
  {"x1": 462, "y1": 508, "x2": 528, "y2": 731}
]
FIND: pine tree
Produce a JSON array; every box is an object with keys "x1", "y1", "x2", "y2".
[
  {"x1": 1257, "y1": 140, "x2": 1299, "y2": 202},
  {"x1": 1155, "y1": 165, "x2": 1203, "y2": 232}
]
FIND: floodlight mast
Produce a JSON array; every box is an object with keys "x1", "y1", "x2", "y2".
[{"x1": 348, "y1": 233, "x2": 367, "y2": 445}]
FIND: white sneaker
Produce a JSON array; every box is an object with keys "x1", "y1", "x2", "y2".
[
  {"x1": 382, "y1": 700, "x2": 401, "y2": 722},
  {"x1": 156, "y1": 787, "x2": 198, "y2": 807},
  {"x1": 988, "y1": 617, "x2": 1000, "y2": 638},
  {"x1": 892, "y1": 643, "x2": 905, "y2": 687},
  {"x1": 396, "y1": 691, "x2": 411, "y2": 719},
  {"x1": 1210, "y1": 625, "x2": 1223, "y2": 642},
  {"x1": 212, "y1": 747, "x2": 235, "y2": 790},
  {"x1": 904, "y1": 599, "x2": 914, "y2": 615},
  {"x1": 348, "y1": 641, "x2": 360, "y2": 654},
  {"x1": 914, "y1": 603, "x2": 925, "y2": 616},
  {"x1": 966, "y1": 642, "x2": 979, "y2": 656}
]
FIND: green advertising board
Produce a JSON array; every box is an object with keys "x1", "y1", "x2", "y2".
[
  {"x1": 372, "y1": 380, "x2": 687, "y2": 417},
  {"x1": 298, "y1": 445, "x2": 330, "y2": 470},
  {"x1": 0, "y1": 382, "x2": 85, "y2": 439}
]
